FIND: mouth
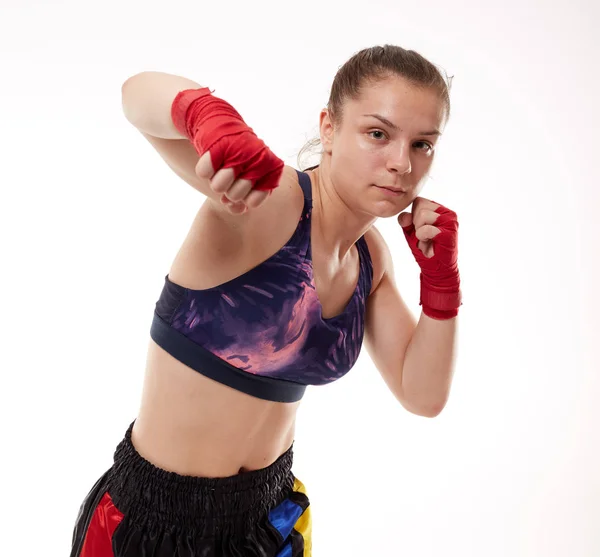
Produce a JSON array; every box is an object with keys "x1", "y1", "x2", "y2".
[{"x1": 374, "y1": 185, "x2": 407, "y2": 195}]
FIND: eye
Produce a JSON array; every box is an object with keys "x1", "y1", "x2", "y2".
[
  {"x1": 369, "y1": 131, "x2": 434, "y2": 153},
  {"x1": 415, "y1": 141, "x2": 434, "y2": 153},
  {"x1": 368, "y1": 130, "x2": 387, "y2": 140}
]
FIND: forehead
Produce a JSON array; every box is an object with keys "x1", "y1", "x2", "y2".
[{"x1": 348, "y1": 76, "x2": 445, "y2": 125}]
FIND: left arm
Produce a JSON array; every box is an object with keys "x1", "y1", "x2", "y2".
[
  {"x1": 402, "y1": 312, "x2": 457, "y2": 417},
  {"x1": 364, "y1": 226, "x2": 458, "y2": 417}
]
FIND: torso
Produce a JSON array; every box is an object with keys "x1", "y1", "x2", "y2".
[{"x1": 132, "y1": 166, "x2": 383, "y2": 477}]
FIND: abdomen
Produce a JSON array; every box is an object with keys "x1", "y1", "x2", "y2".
[{"x1": 132, "y1": 338, "x2": 300, "y2": 478}]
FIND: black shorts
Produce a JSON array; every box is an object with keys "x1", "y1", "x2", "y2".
[{"x1": 70, "y1": 421, "x2": 312, "y2": 556}]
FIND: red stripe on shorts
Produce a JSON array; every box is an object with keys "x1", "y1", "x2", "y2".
[{"x1": 80, "y1": 492, "x2": 125, "y2": 557}]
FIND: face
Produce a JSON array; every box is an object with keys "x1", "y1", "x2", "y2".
[{"x1": 319, "y1": 75, "x2": 446, "y2": 216}]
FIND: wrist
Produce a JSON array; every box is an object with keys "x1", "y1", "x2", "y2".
[
  {"x1": 170, "y1": 87, "x2": 214, "y2": 140},
  {"x1": 419, "y1": 272, "x2": 462, "y2": 319},
  {"x1": 171, "y1": 88, "x2": 250, "y2": 160}
]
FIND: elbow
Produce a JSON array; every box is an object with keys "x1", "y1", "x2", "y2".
[
  {"x1": 410, "y1": 406, "x2": 444, "y2": 419},
  {"x1": 120, "y1": 71, "x2": 202, "y2": 139},
  {"x1": 419, "y1": 404, "x2": 445, "y2": 418},
  {"x1": 121, "y1": 75, "x2": 140, "y2": 125},
  {"x1": 121, "y1": 71, "x2": 143, "y2": 98},
  {"x1": 401, "y1": 396, "x2": 447, "y2": 418}
]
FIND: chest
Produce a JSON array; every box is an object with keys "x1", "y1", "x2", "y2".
[
  {"x1": 310, "y1": 246, "x2": 361, "y2": 320},
  {"x1": 169, "y1": 192, "x2": 366, "y2": 324}
]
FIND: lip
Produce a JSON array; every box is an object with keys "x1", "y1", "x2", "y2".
[{"x1": 376, "y1": 185, "x2": 407, "y2": 194}]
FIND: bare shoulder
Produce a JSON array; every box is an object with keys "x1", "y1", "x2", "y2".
[
  {"x1": 363, "y1": 224, "x2": 394, "y2": 296},
  {"x1": 169, "y1": 165, "x2": 304, "y2": 290},
  {"x1": 204, "y1": 164, "x2": 302, "y2": 229},
  {"x1": 238, "y1": 164, "x2": 304, "y2": 251},
  {"x1": 260, "y1": 165, "x2": 304, "y2": 215}
]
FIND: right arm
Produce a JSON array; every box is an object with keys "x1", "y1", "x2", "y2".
[{"x1": 120, "y1": 71, "x2": 226, "y2": 204}]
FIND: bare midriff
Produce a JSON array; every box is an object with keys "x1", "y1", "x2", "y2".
[{"x1": 132, "y1": 338, "x2": 301, "y2": 478}]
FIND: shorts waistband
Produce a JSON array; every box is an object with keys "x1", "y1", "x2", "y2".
[{"x1": 106, "y1": 421, "x2": 296, "y2": 536}]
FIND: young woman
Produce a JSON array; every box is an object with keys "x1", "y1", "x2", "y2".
[{"x1": 70, "y1": 44, "x2": 461, "y2": 557}]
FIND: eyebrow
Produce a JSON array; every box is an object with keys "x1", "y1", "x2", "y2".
[{"x1": 362, "y1": 113, "x2": 442, "y2": 136}]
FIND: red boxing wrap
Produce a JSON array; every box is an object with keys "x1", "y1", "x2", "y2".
[
  {"x1": 401, "y1": 204, "x2": 462, "y2": 320},
  {"x1": 171, "y1": 88, "x2": 284, "y2": 191}
]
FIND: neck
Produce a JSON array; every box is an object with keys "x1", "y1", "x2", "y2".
[{"x1": 307, "y1": 159, "x2": 377, "y2": 264}]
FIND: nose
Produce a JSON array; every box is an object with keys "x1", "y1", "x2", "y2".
[{"x1": 386, "y1": 146, "x2": 411, "y2": 175}]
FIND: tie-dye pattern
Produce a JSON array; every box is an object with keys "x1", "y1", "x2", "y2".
[{"x1": 157, "y1": 170, "x2": 373, "y2": 386}]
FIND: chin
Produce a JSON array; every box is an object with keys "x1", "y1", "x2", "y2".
[
  {"x1": 369, "y1": 201, "x2": 408, "y2": 219},
  {"x1": 368, "y1": 190, "x2": 410, "y2": 212}
]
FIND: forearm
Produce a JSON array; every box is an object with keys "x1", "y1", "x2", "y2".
[
  {"x1": 401, "y1": 312, "x2": 458, "y2": 415},
  {"x1": 121, "y1": 71, "x2": 203, "y2": 139}
]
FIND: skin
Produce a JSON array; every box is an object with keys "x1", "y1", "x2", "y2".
[
  {"x1": 132, "y1": 75, "x2": 448, "y2": 477},
  {"x1": 312, "y1": 74, "x2": 446, "y2": 262}
]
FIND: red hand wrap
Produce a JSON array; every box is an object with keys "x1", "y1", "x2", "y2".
[
  {"x1": 401, "y1": 204, "x2": 462, "y2": 320},
  {"x1": 171, "y1": 88, "x2": 284, "y2": 191}
]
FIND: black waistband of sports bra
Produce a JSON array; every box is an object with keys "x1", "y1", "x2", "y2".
[{"x1": 150, "y1": 311, "x2": 307, "y2": 403}]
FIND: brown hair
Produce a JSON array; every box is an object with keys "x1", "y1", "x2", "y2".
[{"x1": 298, "y1": 44, "x2": 453, "y2": 171}]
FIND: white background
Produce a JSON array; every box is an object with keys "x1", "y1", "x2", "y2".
[{"x1": 1, "y1": 0, "x2": 599, "y2": 555}]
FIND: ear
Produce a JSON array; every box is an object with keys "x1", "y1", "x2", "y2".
[{"x1": 319, "y1": 108, "x2": 334, "y2": 154}]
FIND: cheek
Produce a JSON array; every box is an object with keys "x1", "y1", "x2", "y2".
[
  {"x1": 410, "y1": 183, "x2": 426, "y2": 202},
  {"x1": 331, "y1": 135, "x2": 382, "y2": 182},
  {"x1": 353, "y1": 137, "x2": 385, "y2": 169},
  {"x1": 338, "y1": 133, "x2": 376, "y2": 158},
  {"x1": 356, "y1": 135, "x2": 384, "y2": 158}
]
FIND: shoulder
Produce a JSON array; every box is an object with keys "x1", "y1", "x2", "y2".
[
  {"x1": 171, "y1": 165, "x2": 306, "y2": 289},
  {"x1": 215, "y1": 164, "x2": 305, "y2": 249},
  {"x1": 258, "y1": 165, "x2": 304, "y2": 221},
  {"x1": 204, "y1": 164, "x2": 302, "y2": 228},
  {"x1": 363, "y1": 224, "x2": 394, "y2": 296}
]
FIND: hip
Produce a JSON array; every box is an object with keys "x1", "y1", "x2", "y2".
[{"x1": 70, "y1": 421, "x2": 312, "y2": 557}]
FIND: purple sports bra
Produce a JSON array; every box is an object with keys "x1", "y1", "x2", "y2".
[{"x1": 150, "y1": 169, "x2": 373, "y2": 402}]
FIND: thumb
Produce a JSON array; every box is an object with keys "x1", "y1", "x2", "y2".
[{"x1": 398, "y1": 211, "x2": 413, "y2": 229}]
